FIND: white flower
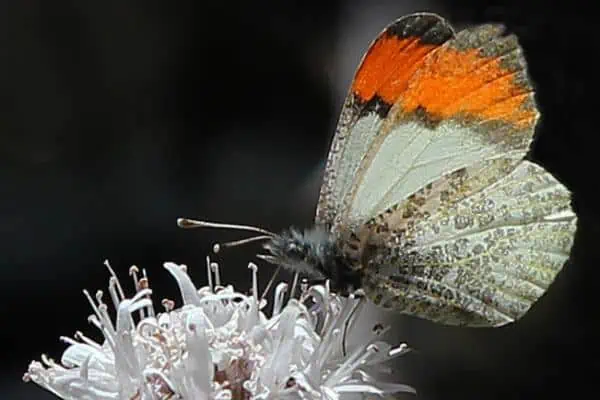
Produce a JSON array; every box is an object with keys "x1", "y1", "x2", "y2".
[{"x1": 24, "y1": 258, "x2": 415, "y2": 399}]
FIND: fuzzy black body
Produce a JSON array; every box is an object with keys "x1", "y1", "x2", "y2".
[{"x1": 263, "y1": 226, "x2": 362, "y2": 294}]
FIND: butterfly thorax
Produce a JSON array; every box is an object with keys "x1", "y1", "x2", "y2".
[{"x1": 262, "y1": 226, "x2": 363, "y2": 293}]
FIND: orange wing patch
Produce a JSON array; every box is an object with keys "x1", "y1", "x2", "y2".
[
  {"x1": 351, "y1": 18, "x2": 536, "y2": 129},
  {"x1": 400, "y1": 48, "x2": 534, "y2": 127},
  {"x1": 398, "y1": 26, "x2": 537, "y2": 128},
  {"x1": 352, "y1": 36, "x2": 438, "y2": 104},
  {"x1": 350, "y1": 13, "x2": 454, "y2": 108}
]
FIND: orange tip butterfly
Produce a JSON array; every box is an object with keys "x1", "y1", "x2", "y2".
[{"x1": 179, "y1": 13, "x2": 577, "y2": 328}]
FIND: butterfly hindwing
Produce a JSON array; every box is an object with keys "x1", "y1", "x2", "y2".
[{"x1": 361, "y1": 159, "x2": 575, "y2": 326}]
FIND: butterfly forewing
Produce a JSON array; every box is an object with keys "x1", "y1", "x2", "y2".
[
  {"x1": 315, "y1": 13, "x2": 455, "y2": 230},
  {"x1": 316, "y1": 13, "x2": 577, "y2": 326}
]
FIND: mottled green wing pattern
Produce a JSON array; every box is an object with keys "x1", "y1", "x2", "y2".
[{"x1": 361, "y1": 159, "x2": 576, "y2": 327}]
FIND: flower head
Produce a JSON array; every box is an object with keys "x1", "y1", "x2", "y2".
[{"x1": 24, "y1": 258, "x2": 414, "y2": 399}]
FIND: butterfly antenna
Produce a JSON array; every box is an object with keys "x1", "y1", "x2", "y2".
[
  {"x1": 177, "y1": 218, "x2": 275, "y2": 236},
  {"x1": 178, "y1": 218, "x2": 286, "y2": 301},
  {"x1": 212, "y1": 235, "x2": 273, "y2": 253},
  {"x1": 177, "y1": 217, "x2": 276, "y2": 253}
]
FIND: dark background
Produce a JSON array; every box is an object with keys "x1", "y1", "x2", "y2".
[{"x1": 2, "y1": 0, "x2": 599, "y2": 398}]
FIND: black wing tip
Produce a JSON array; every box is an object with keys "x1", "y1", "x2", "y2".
[
  {"x1": 385, "y1": 12, "x2": 455, "y2": 45},
  {"x1": 357, "y1": 95, "x2": 392, "y2": 119}
]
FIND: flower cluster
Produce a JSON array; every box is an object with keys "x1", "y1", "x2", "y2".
[{"x1": 24, "y1": 258, "x2": 414, "y2": 399}]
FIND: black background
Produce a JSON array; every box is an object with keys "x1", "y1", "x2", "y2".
[{"x1": 2, "y1": 0, "x2": 599, "y2": 399}]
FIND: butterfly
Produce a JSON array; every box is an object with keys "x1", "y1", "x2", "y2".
[{"x1": 179, "y1": 12, "x2": 577, "y2": 327}]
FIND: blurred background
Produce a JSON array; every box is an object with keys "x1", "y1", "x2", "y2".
[{"x1": 2, "y1": 0, "x2": 599, "y2": 398}]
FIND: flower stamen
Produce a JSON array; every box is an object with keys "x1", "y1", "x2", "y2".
[{"x1": 25, "y1": 259, "x2": 414, "y2": 399}]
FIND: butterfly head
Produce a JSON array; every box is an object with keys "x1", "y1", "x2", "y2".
[
  {"x1": 261, "y1": 226, "x2": 362, "y2": 294},
  {"x1": 177, "y1": 217, "x2": 362, "y2": 295}
]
